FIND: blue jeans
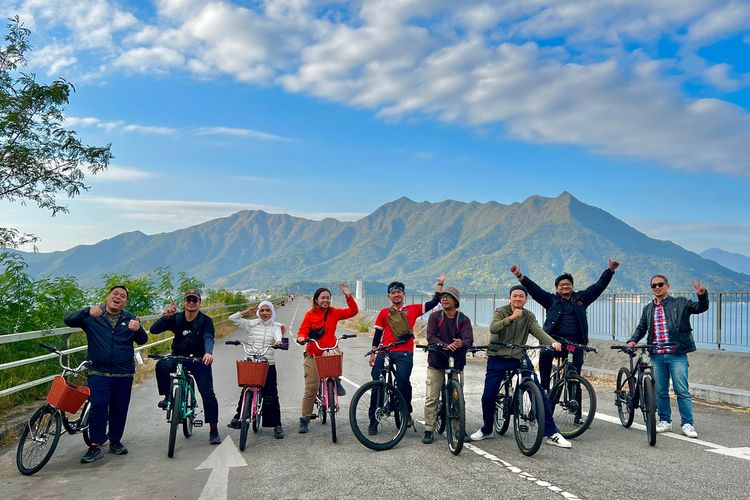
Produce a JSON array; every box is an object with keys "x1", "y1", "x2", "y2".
[
  {"x1": 372, "y1": 352, "x2": 414, "y2": 414},
  {"x1": 651, "y1": 353, "x2": 693, "y2": 426},
  {"x1": 480, "y1": 356, "x2": 558, "y2": 437}
]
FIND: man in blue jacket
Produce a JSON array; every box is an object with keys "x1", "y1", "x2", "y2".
[
  {"x1": 510, "y1": 259, "x2": 619, "y2": 392},
  {"x1": 628, "y1": 275, "x2": 709, "y2": 438},
  {"x1": 64, "y1": 285, "x2": 148, "y2": 464}
]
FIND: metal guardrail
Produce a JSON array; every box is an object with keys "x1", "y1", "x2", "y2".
[
  {"x1": 363, "y1": 292, "x2": 750, "y2": 352},
  {"x1": 0, "y1": 302, "x2": 256, "y2": 399}
]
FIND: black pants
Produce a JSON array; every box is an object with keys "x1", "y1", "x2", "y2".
[
  {"x1": 233, "y1": 365, "x2": 281, "y2": 427},
  {"x1": 156, "y1": 358, "x2": 219, "y2": 424},
  {"x1": 539, "y1": 347, "x2": 584, "y2": 392}
]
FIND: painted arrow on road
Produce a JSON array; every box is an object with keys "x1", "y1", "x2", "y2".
[{"x1": 195, "y1": 436, "x2": 248, "y2": 500}]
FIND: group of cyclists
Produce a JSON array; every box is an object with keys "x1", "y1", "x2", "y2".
[{"x1": 64, "y1": 257, "x2": 710, "y2": 464}]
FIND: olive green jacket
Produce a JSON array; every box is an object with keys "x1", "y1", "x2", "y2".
[{"x1": 488, "y1": 305, "x2": 556, "y2": 359}]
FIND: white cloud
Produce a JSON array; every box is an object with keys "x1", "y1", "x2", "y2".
[
  {"x1": 87, "y1": 165, "x2": 159, "y2": 183},
  {"x1": 196, "y1": 126, "x2": 294, "y2": 142},
  {"x1": 65, "y1": 116, "x2": 178, "y2": 135}
]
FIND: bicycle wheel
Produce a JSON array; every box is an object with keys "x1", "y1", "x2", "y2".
[
  {"x1": 494, "y1": 378, "x2": 511, "y2": 435},
  {"x1": 16, "y1": 405, "x2": 62, "y2": 476},
  {"x1": 349, "y1": 380, "x2": 408, "y2": 451},
  {"x1": 168, "y1": 383, "x2": 181, "y2": 458},
  {"x1": 513, "y1": 380, "x2": 545, "y2": 456},
  {"x1": 239, "y1": 389, "x2": 252, "y2": 452},
  {"x1": 252, "y1": 392, "x2": 263, "y2": 433},
  {"x1": 80, "y1": 401, "x2": 92, "y2": 447},
  {"x1": 643, "y1": 375, "x2": 657, "y2": 447},
  {"x1": 550, "y1": 374, "x2": 596, "y2": 438},
  {"x1": 434, "y1": 399, "x2": 446, "y2": 435},
  {"x1": 183, "y1": 379, "x2": 195, "y2": 438},
  {"x1": 317, "y1": 382, "x2": 327, "y2": 425},
  {"x1": 615, "y1": 367, "x2": 635, "y2": 428},
  {"x1": 445, "y1": 379, "x2": 466, "y2": 455},
  {"x1": 328, "y1": 379, "x2": 337, "y2": 443}
]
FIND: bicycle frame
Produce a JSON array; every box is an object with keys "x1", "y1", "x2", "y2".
[{"x1": 168, "y1": 361, "x2": 198, "y2": 423}]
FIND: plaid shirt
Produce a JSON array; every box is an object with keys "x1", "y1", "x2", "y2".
[{"x1": 652, "y1": 303, "x2": 675, "y2": 354}]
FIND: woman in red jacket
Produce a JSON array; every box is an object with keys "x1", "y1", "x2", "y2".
[{"x1": 296, "y1": 282, "x2": 358, "y2": 433}]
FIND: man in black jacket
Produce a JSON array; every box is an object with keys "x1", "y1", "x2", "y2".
[
  {"x1": 150, "y1": 289, "x2": 221, "y2": 444},
  {"x1": 64, "y1": 285, "x2": 148, "y2": 463},
  {"x1": 510, "y1": 259, "x2": 619, "y2": 391},
  {"x1": 628, "y1": 275, "x2": 708, "y2": 438}
]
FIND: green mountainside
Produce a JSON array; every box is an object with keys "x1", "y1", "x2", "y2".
[{"x1": 15, "y1": 193, "x2": 750, "y2": 293}]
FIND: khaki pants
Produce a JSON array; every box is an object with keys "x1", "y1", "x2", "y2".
[
  {"x1": 424, "y1": 367, "x2": 463, "y2": 432},
  {"x1": 301, "y1": 349, "x2": 342, "y2": 418}
]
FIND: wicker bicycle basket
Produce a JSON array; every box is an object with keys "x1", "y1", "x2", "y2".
[
  {"x1": 236, "y1": 360, "x2": 269, "y2": 387},
  {"x1": 47, "y1": 375, "x2": 90, "y2": 414},
  {"x1": 314, "y1": 353, "x2": 343, "y2": 379}
]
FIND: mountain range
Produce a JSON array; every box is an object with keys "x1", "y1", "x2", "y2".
[
  {"x1": 12, "y1": 192, "x2": 750, "y2": 293},
  {"x1": 700, "y1": 248, "x2": 750, "y2": 275}
]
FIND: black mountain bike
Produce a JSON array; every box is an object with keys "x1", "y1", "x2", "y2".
[
  {"x1": 611, "y1": 343, "x2": 672, "y2": 446},
  {"x1": 548, "y1": 340, "x2": 597, "y2": 438},
  {"x1": 349, "y1": 339, "x2": 409, "y2": 451}
]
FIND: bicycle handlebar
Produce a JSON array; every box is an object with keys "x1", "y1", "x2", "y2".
[
  {"x1": 146, "y1": 353, "x2": 202, "y2": 363},
  {"x1": 225, "y1": 340, "x2": 281, "y2": 358},
  {"x1": 38, "y1": 342, "x2": 90, "y2": 375},
  {"x1": 364, "y1": 338, "x2": 408, "y2": 357},
  {"x1": 611, "y1": 343, "x2": 675, "y2": 355},
  {"x1": 557, "y1": 340, "x2": 597, "y2": 353},
  {"x1": 300, "y1": 334, "x2": 356, "y2": 352}
]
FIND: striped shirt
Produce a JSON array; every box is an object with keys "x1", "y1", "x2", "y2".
[{"x1": 652, "y1": 303, "x2": 675, "y2": 354}]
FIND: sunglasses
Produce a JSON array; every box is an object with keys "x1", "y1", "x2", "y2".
[
  {"x1": 650, "y1": 282, "x2": 667, "y2": 289},
  {"x1": 185, "y1": 296, "x2": 200, "y2": 303}
]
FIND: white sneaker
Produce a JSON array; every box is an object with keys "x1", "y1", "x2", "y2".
[
  {"x1": 545, "y1": 432, "x2": 572, "y2": 448},
  {"x1": 681, "y1": 423, "x2": 698, "y2": 438},
  {"x1": 470, "y1": 429, "x2": 493, "y2": 441},
  {"x1": 656, "y1": 420, "x2": 672, "y2": 433}
]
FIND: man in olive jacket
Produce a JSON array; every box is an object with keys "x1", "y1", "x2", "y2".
[
  {"x1": 628, "y1": 275, "x2": 708, "y2": 438},
  {"x1": 470, "y1": 285, "x2": 571, "y2": 448}
]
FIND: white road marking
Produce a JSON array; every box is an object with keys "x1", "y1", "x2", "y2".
[
  {"x1": 195, "y1": 435, "x2": 248, "y2": 500},
  {"x1": 594, "y1": 412, "x2": 725, "y2": 449}
]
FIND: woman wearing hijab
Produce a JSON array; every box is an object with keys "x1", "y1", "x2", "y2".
[
  {"x1": 227, "y1": 301, "x2": 287, "y2": 438},
  {"x1": 296, "y1": 282, "x2": 358, "y2": 434}
]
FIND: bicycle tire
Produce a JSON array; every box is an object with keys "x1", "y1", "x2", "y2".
[
  {"x1": 318, "y1": 382, "x2": 327, "y2": 425},
  {"x1": 80, "y1": 401, "x2": 92, "y2": 447},
  {"x1": 168, "y1": 383, "x2": 181, "y2": 458},
  {"x1": 616, "y1": 367, "x2": 635, "y2": 428},
  {"x1": 643, "y1": 374, "x2": 657, "y2": 447},
  {"x1": 513, "y1": 380, "x2": 545, "y2": 457},
  {"x1": 252, "y1": 392, "x2": 263, "y2": 433},
  {"x1": 183, "y1": 379, "x2": 195, "y2": 438},
  {"x1": 435, "y1": 399, "x2": 446, "y2": 435},
  {"x1": 445, "y1": 379, "x2": 465, "y2": 455},
  {"x1": 550, "y1": 374, "x2": 597, "y2": 438},
  {"x1": 16, "y1": 405, "x2": 62, "y2": 476},
  {"x1": 349, "y1": 380, "x2": 408, "y2": 451},
  {"x1": 494, "y1": 378, "x2": 511, "y2": 435},
  {"x1": 328, "y1": 379, "x2": 337, "y2": 443},
  {"x1": 239, "y1": 389, "x2": 252, "y2": 452}
]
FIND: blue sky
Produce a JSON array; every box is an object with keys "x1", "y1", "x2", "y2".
[{"x1": 2, "y1": 0, "x2": 750, "y2": 257}]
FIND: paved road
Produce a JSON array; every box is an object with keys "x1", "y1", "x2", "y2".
[{"x1": 1, "y1": 299, "x2": 749, "y2": 499}]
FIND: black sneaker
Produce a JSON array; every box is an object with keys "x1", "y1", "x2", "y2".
[
  {"x1": 81, "y1": 447, "x2": 103, "y2": 464},
  {"x1": 367, "y1": 423, "x2": 378, "y2": 435},
  {"x1": 298, "y1": 417, "x2": 310, "y2": 434},
  {"x1": 274, "y1": 425, "x2": 285, "y2": 439},
  {"x1": 109, "y1": 442, "x2": 128, "y2": 455},
  {"x1": 227, "y1": 418, "x2": 241, "y2": 429},
  {"x1": 157, "y1": 399, "x2": 168, "y2": 410},
  {"x1": 209, "y1": 430, "x2": 221, "y2": 445},
  {"x1": 335, "y1": 378, "x2": 347, "y2": 396},
  {"x1": 422, "y1": 431, "x2": 434, "y2": 444}
]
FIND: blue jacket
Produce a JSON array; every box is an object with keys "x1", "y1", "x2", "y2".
[
  {"x1": 628, "y1": 293, "x2": 709, "y2": 354},
  {"x1": 64, "y1": 307, "x2": 148, "y2": 375},
  {"x1": 520, "y1": 268, "x2": 615, "y2": 344}
]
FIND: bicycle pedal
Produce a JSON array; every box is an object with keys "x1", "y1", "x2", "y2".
[
  {"x1": 518, "y1": 425, "x2": 529, "y2": 432},
  {"x1": 193, "y1": 420, "x2": 203, "y2": 427}
]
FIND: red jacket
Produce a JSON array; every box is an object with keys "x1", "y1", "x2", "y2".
[{"x1": 298, "y1": 294, "x2": 358, "y2": 357}]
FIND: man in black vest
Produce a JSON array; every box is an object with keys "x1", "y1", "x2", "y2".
[{"x1": 151, "y1": 289, "x2": 221, "y2": 444}]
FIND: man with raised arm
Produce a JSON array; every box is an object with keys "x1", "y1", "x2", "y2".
[
  {"x1": 510, "y1": 259, "x2": 619, "y2": 392},
  {"x1": 150, "y1": 289, "x2": 221, "y2": 445},
  {"x1": 64, "y1": 285, "x2": 148, "y2": 463},
  {"x1": 627, "y1": 276, "x2": 709, "y2": 438},
  {"x1": 368, "y1": 273, "x2": 446, "y2": 433}
]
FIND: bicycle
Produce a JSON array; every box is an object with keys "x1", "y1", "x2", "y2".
[
  {"x1": 349, "y1": 339, "x2": 410, "y2": 451},
  {"x1": 147, "y1": 353, "x2": 202, "y2": 457},
  {"x1": 611, "y1": 343, "x2": 672, "y2": 446},
  {"x1": 301, "y1": 334, "x2": 356, "y2": 443},
  {"x1": 475, "y1": 343, "x2": 550, "y2": 456},
  {"x1": 548, "y1": 340, "x2": 598, "y2": 438},
  {"x1": 225, "y1": 340, "x2": 280, "y2": 451},
  {"x1": 16, "y1": 344, "x2": 92, "y2": 475},
  {"x1": 418, "y1": 344, "x2": 484, "y2": 455}
]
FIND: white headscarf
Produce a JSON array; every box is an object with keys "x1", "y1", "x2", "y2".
[{"x1": 257, "y1": 300, "x2": 276, "y2": 325}]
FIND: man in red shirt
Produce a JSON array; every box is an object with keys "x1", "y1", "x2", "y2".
[{"x1": 369, "y1": 273, "x2": 446, "y2": 429}]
